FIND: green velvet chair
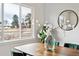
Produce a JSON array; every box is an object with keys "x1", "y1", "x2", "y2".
[
  {"x1": 55, "y1": 41, "x2": 59, "y2": 46},
  {"x1": 64, "y1": 43, "x2": 77, "y2": 49},
  {"x1": 77, "y1": 45, "x2": 79, "y2": 50}
]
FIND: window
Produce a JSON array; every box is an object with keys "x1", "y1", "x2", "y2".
[
  {"x1": 21, "y1": 6, "x2": 32, "y2": 39},
  {"x1": 0, "y1": 3, "x2": 32, "y2": 40},
  {"x1": 4, "y1": 4, "x2": 19, "y2": 40}
]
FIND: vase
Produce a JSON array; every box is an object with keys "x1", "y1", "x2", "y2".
[{"x1": 44, "y1": 35, "x2": 56, "y2": 51}]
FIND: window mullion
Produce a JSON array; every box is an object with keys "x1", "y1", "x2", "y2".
[
  {"x1": 1, "y1": 3, "x2": 4, "y2": 40},
  {"x1": 19, "y1": 5, "x2": 22, "y2": 40}
]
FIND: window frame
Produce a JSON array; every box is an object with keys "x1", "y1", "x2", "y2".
[{"x1": 0, "y1": 3, "x2": 34, "y2": 41}]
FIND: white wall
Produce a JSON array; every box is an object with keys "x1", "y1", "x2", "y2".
[
  {"x1": 0, "y1": 3, "x2": 44, "y2": 56},
  {"x1": 44, "y1": 3, "x2": 79, "y2": 45}
]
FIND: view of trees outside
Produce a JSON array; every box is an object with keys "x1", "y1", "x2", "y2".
[
  {"x1": 21, "y1": 6, "x2": 32, "y2": 39},
  {"x1": 0, "y1": 3, "x2": 32, "y2": 40},
  {"x1": 12, "y1": 14, "x2": 19, "y2": 28},
  {"x1": 4, "y1": 4, "x2": 20, "y2": 40}
]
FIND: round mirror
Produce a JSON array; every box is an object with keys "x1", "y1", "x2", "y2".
[{"x1": 58, "y1": 10, "x2": 78, "y2": 31}]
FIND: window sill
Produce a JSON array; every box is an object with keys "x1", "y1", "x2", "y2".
[{"x1": 0, "y1": 36, "x2": 34, "y2": 46}]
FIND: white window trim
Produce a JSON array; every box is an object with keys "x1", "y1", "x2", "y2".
[{"x1": 1, "y1": 3, "x2": 4, "y2": 40}]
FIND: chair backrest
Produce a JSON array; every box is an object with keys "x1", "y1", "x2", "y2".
[
  {"x1": 55, "y1": 41, "x2": 59, "y2": 46},
  {"x1": 76, "y1": 45, "x2": 79, "y2": 50},
  {"x1": 64, "y1": 43, "x2": 77, "y2": 49}
]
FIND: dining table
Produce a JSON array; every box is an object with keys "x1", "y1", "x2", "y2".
[{"x1": 13, "y1": 43, "x2": 79, "y2": 56}]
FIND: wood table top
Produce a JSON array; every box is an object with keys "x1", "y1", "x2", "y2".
[{"x1": 14, "y1": 43, "x2": 79, "y2": 56}]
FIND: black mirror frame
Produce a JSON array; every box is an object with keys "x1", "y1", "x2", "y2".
[{"x1": 58, "y1": 10, "x2": 78, "y2": 31}]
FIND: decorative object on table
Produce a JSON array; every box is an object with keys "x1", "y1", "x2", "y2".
[
  {"x1": 38, "y1": 24, "x2": 48, "y2": 43},
  {"x1": 38, "y1": 23, "x2": 59, "y2": 51},
  {"x1": 44, "y1": 24, "x2": 56, "y2": 51}
]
